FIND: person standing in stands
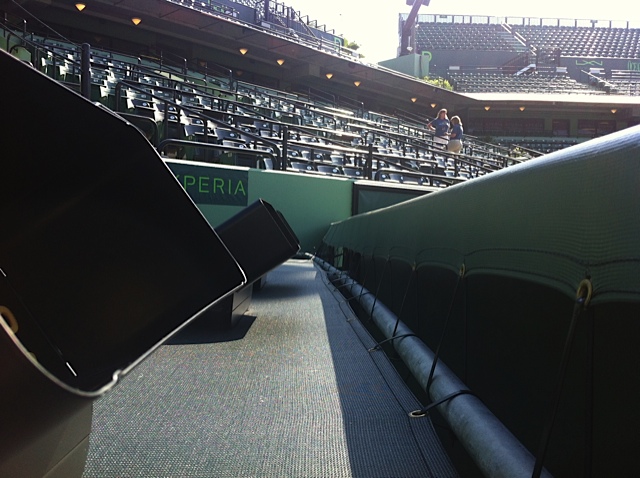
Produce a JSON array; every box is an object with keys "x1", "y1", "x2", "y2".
[
  {"x1": 427, "y1": 108, "x2": 450, "y2": 149},
  {"x1": 447, "y1": 116, "x2": 464, "y2": 153}
]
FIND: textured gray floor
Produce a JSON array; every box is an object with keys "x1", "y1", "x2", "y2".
[{"x1": 83, "y1": 258, "x2": 457, "y2": 477}]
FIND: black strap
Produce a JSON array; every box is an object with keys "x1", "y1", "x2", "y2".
[
  {"x1": 368, "y1": 333, "x2": 418, "y2": 352},
  {"x1": 531, "y1": 294, "x2": 589, "y2": 478},
  {"x1": 410, "y1": 389, "x2": 477, "y2": 417},
  {"x1": 425, "y1": 271, "x2": 462, "y2": 393}
]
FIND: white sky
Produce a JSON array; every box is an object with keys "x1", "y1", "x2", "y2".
[{"x1": 280, "y1": 0, "x2": 640, "y2": 63}]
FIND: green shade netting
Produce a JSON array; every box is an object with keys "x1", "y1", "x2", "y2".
[{"x1": 323, "y1": 125, "x2": 640, "y2": 305}]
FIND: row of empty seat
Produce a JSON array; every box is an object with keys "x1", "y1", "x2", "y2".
[
  {"x1": 448, "y1": 71, "x2": 606, "y2": 95},
  {"x1": 607, "y1": 70, "x2": 640, "y2": 95},
  {"x1": 415, "y1": 20, "x2": 640, "y2": 59},
  {"x1": 2, "y1": 18, "x2": 531, "y2": 189},
  {"x1": 500, "y1": 138, "x2": 580, "y2": 154},
  {"x1": 513, "y1": 25, "x2": 640, "y2": 58},
  {"x1": 415, "y1": 23, "x2": 524, "y2": 52},
  {"x1": 120, "y1": 67, "x2": 526, "y2": 184}
]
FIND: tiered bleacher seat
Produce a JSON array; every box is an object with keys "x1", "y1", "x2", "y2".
[
  {"x1": 514, "y1": 25, "x2": 640, "y2": 58},
  {"x1": 449, "y1": 71, "x2": 605, "y2": 95},
  {"x1": 415, "y1": 23, "x2": 521, "y2": 52},
  {"x1": 0, "y1": 19, "x2": 532, "y2": 189},
  {"x1": 416, "y1": 19, "x2": 640, "y2": 60},
  {"x1": 608, "y1": 70, "x2": 640, "y2": 95}
]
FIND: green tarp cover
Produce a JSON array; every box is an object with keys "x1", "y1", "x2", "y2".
[{"x1": 323, "y1": 125, "x2": 640, "y2": 305}]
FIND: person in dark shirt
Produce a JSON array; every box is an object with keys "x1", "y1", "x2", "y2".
[
  {"x1": 427, "y1": 108, "x2": 450, "y2": 149},
  {"x1": 447, "y1": 116, "x2": 464, "y2": 153}
]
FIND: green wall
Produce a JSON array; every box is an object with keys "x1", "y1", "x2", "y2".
[{"x1": 165, "y1": 160, "x2": 353, "y2": 253}]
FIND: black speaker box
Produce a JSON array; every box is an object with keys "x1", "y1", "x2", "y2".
[
  {"x1": 216, "y1": 199, "x2": 301, "y2": 287},
  {"x1": 206, "y1": 199, "x2": 300, "y2": 329}
]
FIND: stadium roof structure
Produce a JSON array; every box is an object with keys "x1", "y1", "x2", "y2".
[
  {"x1": 3, "y1": 0, "x2": 467, "y2": 111},
  {"x1": 6, "y1": 0, "x2": 640, "y2": 125}
]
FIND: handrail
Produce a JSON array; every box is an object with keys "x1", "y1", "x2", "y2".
[
  {"x1": 582, "y1": 69, "x2": 616, "y2": 93},
  {"x1": 374, "y1": 167, "x2": 466, "y2": 186},
  {"x1": 117, "y1": 112, "x2": 160, "y2": 147},
  {"x1": 158, "y1": 139, "x2": 277, "y2": 168},
  {"x1": 137, "y1": 47, "x2": 233, "y2": 88},
  {"x1": 270, "y1": 1, "x2": 318, "y2": 40},
  {"x1": 3, "y1": 4, "x2": 76, "y2": 47}
]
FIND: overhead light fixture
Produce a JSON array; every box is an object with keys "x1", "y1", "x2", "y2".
[
  {"x1": 430, "y1": 103, "x2": 437, "y2": 108},
  {"x1": 239, "y1": 47, "x2": 248, "y2": 55},
  {"x1": 611, "y1": 108, "x2": 617, "y2": 114},
  {"x1": 276, "y1": 59, "x2": 285, "y2": 66},
  {"x1": 131, "y1": 17, "x2": 142, "y2": 26},
  {"x1": 75, "y1": 3, "x2": 86, "y2": 11},
  {"x1": 353, "y1": 80, "x2": 361, "y2": 87},
  {"x1": 411, "y1": 97, "x2": 417, "y2": 103},
  {"x1": 484, "y1": 105, "x2": 491, "y2": 111},
  {"x1": 325, "y1": 73, "x2": 333, "y2": 79},
  {"x1": 519, "y1": 106, "x2": 526, "y2": 111}
]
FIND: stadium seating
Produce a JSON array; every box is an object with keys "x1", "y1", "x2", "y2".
[
  {"x1": 415, "y1": 23, "x2": 525, "y2": 52},
  {"x1": 608, "y1": 70, "x2": 640, "y2": 95},
  {"x1": 415, "y1": 19, "x2": 640, "y2": 60},
  {"x1": 512, "y1": 25, "x2": 640, "y2": 58},
  {"x1": 1, "y1": 16, "x2": 538, "y2": 188},
  {"x1": 415, "y1": 16, "x2": 640, "y2": 100},
  {"x1": 448, "y1": 71, "x2": 605, "y2": 94}
]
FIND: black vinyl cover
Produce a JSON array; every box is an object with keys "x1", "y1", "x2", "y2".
[{"x1": 0, "y1": 49, "x2": 246, "y2": 393}]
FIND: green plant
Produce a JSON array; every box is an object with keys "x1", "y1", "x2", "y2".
[{"x1": 422, "y1": 76, "x2": 453, "y2": 90}]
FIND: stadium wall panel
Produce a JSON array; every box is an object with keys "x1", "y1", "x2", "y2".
[{"x1": 165, "y1": 161, "x2": 353, "y2": 254}]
